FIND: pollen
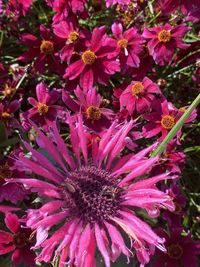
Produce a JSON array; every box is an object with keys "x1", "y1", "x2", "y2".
[
  {"x1": 40, "y1": 40, "x2": 54, "y2": 54},
  {"x1": 37, "y1": 103, "x2": 49, "y2": 115},
  {"x1": 3, "y1": 84, "x2": 14, "y2": 97},
  {"x1": 158, "y1": 30, "x2": 171, "y2": 43},
  {"x1": 82, "y1": 50, "x2": 96, "y2": 65},
  {"x1": 86, "y1": 106, "x2": 101, "y2": 121},
  {"x1": 1, "y1": 112, "x2": 11, "y2": 120},
  {"x1": 131, "y1": 82, "x2": 144, "y2": 96},
  {"x1": 118, "y1": 38, "x2": 128, "y2": 49},
  {"x1": 179, "y1": 107, "x2": 187, "y2": 113},
  {"x1": 0, "y1": 164, "x2": 13, "y2": 179},
  {"x1": 161, "y1": 115, "x2": 175, "y2": 130},
  {"x1": 67, "y1": 31, "x2": 79, "y2": 43},
  {"x1": 167, "y1": 244, "x2": 183, "y2": 259}
]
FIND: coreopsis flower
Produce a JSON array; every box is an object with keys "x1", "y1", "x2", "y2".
[
  {"x1": 53, "y1": 18, "x2": 89, "y2": 62},
  {"x1": 152, "y1": 227, "x2": 200, "y2": 267},
  {"x1": 64, "y1": 26, "x2": 120, "y2": 90},
  {"x1": 10, "y1": 116, "x2": 175, "y2": 267},
  {"x1": 111, "y1": 22, "x2": 144, "y2": 70},
  {"x1": 62, "y1": 86, "x2": 114, "y2": 132},
  {"x1": 5, "y1": 0, "x2": 33, "y2": 17},
  {"x1": 0, "y1": 213, "x2": 35, "y2": 266},
  {"x1": 21, "y1": 82, "x2": 62, "y2": 129},
  {"x1": 106, "y1": 0, "x2": 131, "y2": 7},
  {"x1": 0, "y1": 100, "x2": 21, "y2": 136},
  {"x1": 18, "y1": 25, "x2": 63, "y2": 74},
  {"x1": 0, "y1": 80, "x2": 17, "y2": 98},
  {"x1": 143, "y1": 23, "x2": 191, "y2": 65},
  {"x1": 120, "y1": 77, "x2": 161, "y2": 115}
]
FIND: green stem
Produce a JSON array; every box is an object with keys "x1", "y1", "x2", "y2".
[{"x1": 151, "y1": 93, "x2": 200, "y2": 157}]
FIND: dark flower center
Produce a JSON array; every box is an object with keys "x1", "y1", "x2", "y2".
[
  {"x1": 13, "y1": 231, "x2": 28, "y2": 249},
  {"x1": 0, "y1": 164, "x2": 13, "y2": 179},
  {"x1": 131, "y1": 82, "x2": 144, "y2": 96},
  {"x1": 40, "y1": 40, "x2": 54, "y2": 54},
  {"x1": 37, "y1": 103, "x2": 49, "y2": 115},
  {"x1": 82, "y1": 50, "x2": 96, "y2": 65},
  {"x1": 118, "y1": 38, "x2": 128, "y2": 49},
  {"x1": 61, "y1": 165, "x2": 122, "y2": 224},
  {"x1": 161, "y1": 115, "x2": 175, "y2": 130},
  {"x1": 158, "y1": 30, "x2": 171, "y2": 43},
  {"x1": 86, "y1": 106, "x2": 101, "y2": 121},
  {"x1": 167, "y1": 243, "x2": 183, "y2": 259},
  {"x1": 68, "y1": 31, "x2": 79, "y2": 43}
]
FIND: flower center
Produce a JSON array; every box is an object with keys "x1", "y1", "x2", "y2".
[
  {"x1": 68, "y1": 31, "x2": 79, "y2": 43},
  {"x1": 161, "y1": 115, "x2": 175, "y2": 130},
  {"x1": 82, "y1": 50, "x2": 96, "y2": 65},
  {"x1": 1, "y1": 112, "x2": 11, "y2": 120},
  {"x1": 86, "y1": 106, "x2": 101, "y2": 121},
  {"x1": 37, "y1": 103, "x2": 49, "y2": 115},
  {"x1": 0, "y1": 164, "x2": 13, "y2": 179},
  {"x1": 61, "y1": 165, "x2": 122, "y2": 223},
  {"x1": 118, "y1": 38, "x2": 128, "y2": 49},
  {"x1": 3, "y1": 84, "x2": 14, "y2": 97},
  {"x1": 179, "y1": 107, "x2": 187, "y2": 113},
  {"x1": 167, "y1": 244, "x2": 183, "y2": 259},
  {"x1": 131, "y1": 82, "x2": 144, "y2": 96},
  {"x1": 158, "y1": 30, "x2": 171, "y2": 43},
  {"x1": 13, "y1": 231, "x2": 28, "y2": 249},
  {"x1": 40, "y1": 40, "x2": 54, "y2": 54}
]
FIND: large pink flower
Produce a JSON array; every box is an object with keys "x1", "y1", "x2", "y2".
[
  {"x1": 10, "y1": 116, "x2": 175, "y2": 267},
  {"x1": 64, "y1": 26, "x2": 120, "y2": 90},
  {"x1": 143, "y1": 23, "x2": 191, "y2": 65},
  {"x1": 120, "y1": 77, "x2": 161, "y2": 115}
]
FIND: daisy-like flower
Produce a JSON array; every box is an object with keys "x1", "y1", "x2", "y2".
[
  {"x1": 152, "y1": 227, "x2": 200, "y2": 267},
  {"x1": 10, "y1": 116, "x2": 175, "y2": 267},
  {"x1": 62, "y1": 86, "x2": 114, "y2": 132},
  {"x1": 0, "y1": 213, "x2": 35, "y2": 266},
  {"x1": 21, "y1": 82, "x2": 62, "y2": 129},
  {"x1": 143, "y1": 23, "x2": 191, "y2": 65},
  {"x1": 120, "y1": 77, "x2": 161, "y2": 115},
  {"x1": 111, "y1": 22, "x2": 144, "y2": 70},
  {"x1": 64, "y1": 26, "x2": 120, "y2": 90}
]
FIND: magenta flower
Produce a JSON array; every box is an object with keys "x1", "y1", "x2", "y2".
[
  {"x1": 143, "y1": 23, "x2": 191, "y2": 65},
  {"x1": 152, "y1": 227, "x2": 200, "y2": 267},
  {"x1": 62, "y1": 86, "x2": 114, "y2": 132},
  {"x1": 18, "y1": 25, "x2": 63, "y2": 74},
  {"x1": 22, "y1": 82, "x2": 62, "y2": 129},
  {"x1": 0, "y1": 213, "x2": 35, "y2": 266},
  {"x1": 10, "y1": 116, "x2": 175, "y2": 267},
  {"x1": 120, "y1": 77, "x2": 161, "y2": 115},
  {"x1": 111, "y1": 22, "x2": 144, "y2": 69},
  {"x1": 106, "y1": 0, "x2": 131, "y2": 7},
  {"x1": 64, "y1": 26, "x2": 120, "y2": 90}
]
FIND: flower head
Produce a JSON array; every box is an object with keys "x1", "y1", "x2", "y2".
[{"x1": 10, "y1": 116, "x2": 175, "y2": 266}]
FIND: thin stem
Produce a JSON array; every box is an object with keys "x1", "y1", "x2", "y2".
[{"x1": 151, "y1": 93, "x2": 200, "y2": 157}]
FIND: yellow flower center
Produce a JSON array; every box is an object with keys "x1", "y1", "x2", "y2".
[
  {"x1": 1, "y1": 112, "x2": 11, "y2": 120},
  {"x1": 179, "y1": 107, "x2": 187, "y2": 113},
  {"x1": 158, "y1": 30, "x2": 171, "y2": 43},
  {"x1": 37, "y1": 103, "x2": 49, "y2": 115},
  {"x1": 131, "y1": 82, "x2": 144, "y2": 96},
  {"x1": 86, "y1": 106, "x2": 101, "y2": 121},
  {"x1": 82, "y1": 50, "x2": 96, "y2": 65},
  {"x1": 161, "y1": 115, "x2": 175, "y2": 130},
  {"x1": 3, "y1": 84, "x2": 14, "y2": 97},
  {"x1": 40, "y1": 40, "x2": 54, "y2": 54},
  {"x1": 167, "y1": 244, "x2": 183, "y2": 260},
  {"x1": 68, "y1": 31, "x2": 79, "y2": 43},
  {"x1": 0, "y1": 164, "x2": 13, "y2": 179},
  {"x1": 118, "y1": 38, "x2": 128, "y2": 49}
]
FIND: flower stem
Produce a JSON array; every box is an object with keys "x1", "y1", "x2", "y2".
[{"x1": 151, "y1": 93, "x2": 200, "y2": 157}]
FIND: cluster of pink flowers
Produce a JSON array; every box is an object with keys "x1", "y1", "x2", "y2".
[{"x1": 0, "y1": 0, "x2": 199, "y2": 267}]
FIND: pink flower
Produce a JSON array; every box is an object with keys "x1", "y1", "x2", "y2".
[
  {"x1": 0, "y1": 213, "x2": 35, "y2": 266},
  {"x1": 152, "y1": 227, "x2": 200, "y2": 267},
  {"x1": 18, "y1": 25, "x2": 63, "y2": 74},
  {"x1": 120, "y1": 77, "x2": 161, "y2": 115},
  {"x1": 62, "y1": 86, "x2": 114, "y2": 132},
  {"x1": 143, "y1": 23, "x2": 191, "y2": 65},
  {"x1": 22, "y1": 82, "x2": 62, "y2": 129},
  {"x1": 106, "y1": 0, "x2": 131, "y2": 7},
  {"x1": 11, "y1": 117, "x2": 175, "y2": 267},
  {"x1": 64, "y1": 26, "x2": 120, "y2": 90},
  {"x1": 5, "y1": 0, "x2": 33, "y2": 16},
  {"x1": 111, "y1": 22, "x2": 144, "y2": 69}
]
